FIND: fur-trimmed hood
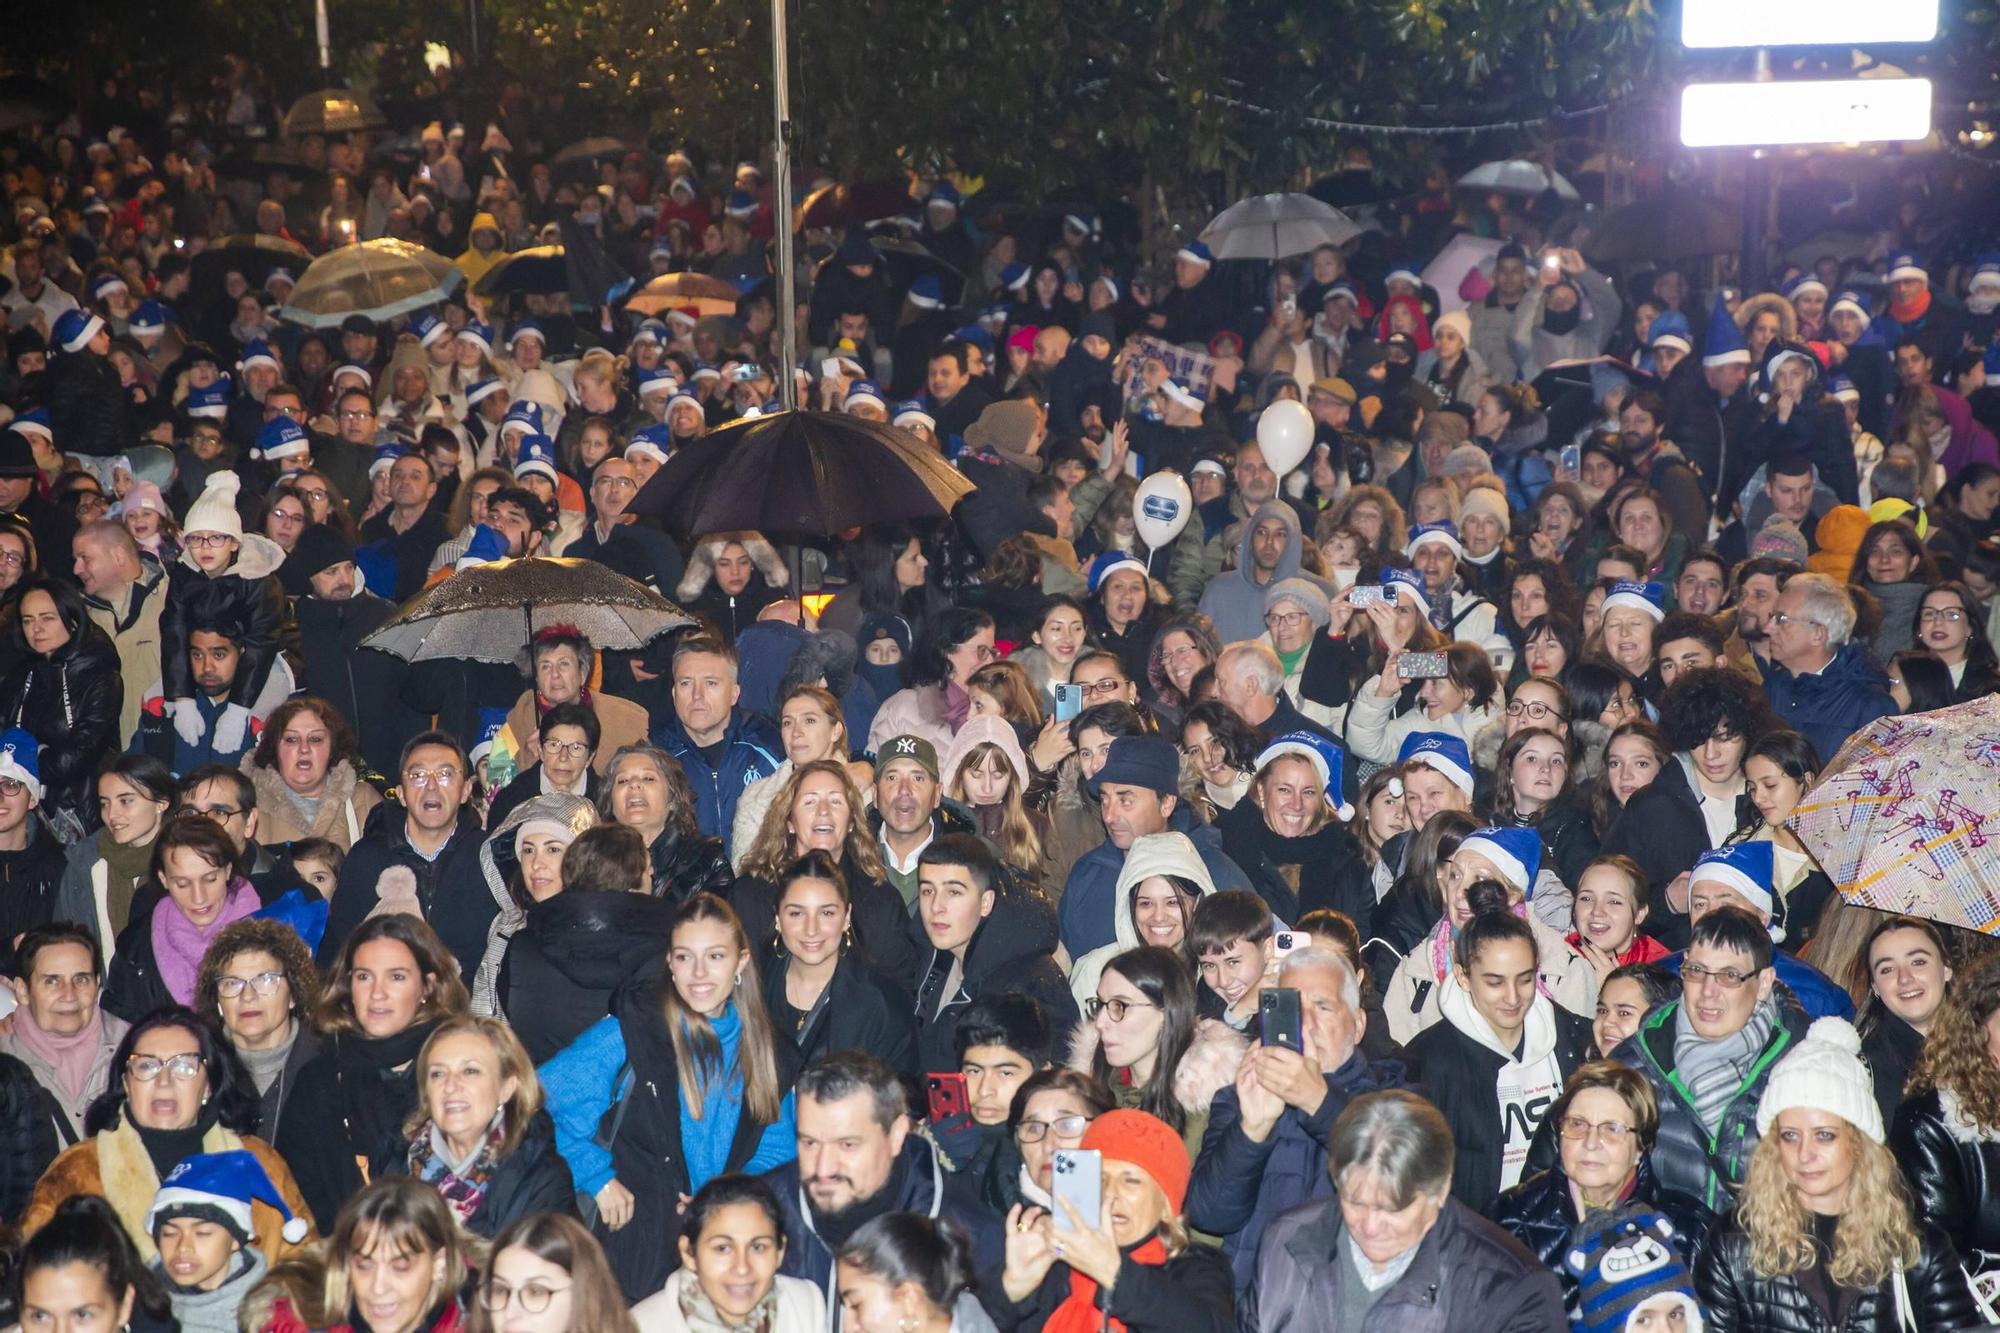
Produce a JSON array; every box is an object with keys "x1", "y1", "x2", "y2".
[
  {"x1": 177, "y1": 530, "x2": 287, "y2": 581},
  {"x1": 1472, "y1": 712, "x2": 1611, "y2": 781},
  {"x1": 675, "y1": 531, "x2": 790, "y2": 602},
  {"x1": 470, "y1": 792, "x2": 600, "y2": 1014},
  {"x1": 1066, "y1": 1014, "x2": 1248, "y2": 1114}
]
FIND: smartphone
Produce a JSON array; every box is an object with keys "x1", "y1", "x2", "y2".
[
  {"x1": 1051, "y1": 1149, "x2": 1102, "y2": 1231},
  {"x1": 821, "y1": 357, "x2": 841, "y2": 380},
  {"x1": 1260, "y1": 988, "x2": 1304, "y2": 1054},
  {"x1": 1543, "y1": 254, "x2": 1562, "y2": 273},
  {"x1": 1348, "y1": 585, "x2": 1385, "y2": 609},
  {"x1": 1560, "y1": 443, "x2": 1581, "y2": 478},
  {"x1": 732, "y1": 364, "x2": 758, "y2": 382},
  {"x1": 1281, "y1": 296, "x2": 1298, "y2": 316},
  {"x1": 1051, "y1": 681, "x2": 1083, "y2": 723},
  {"x1": 1401, "y1": 651, "x2": 1450, "y2": 679},
  {"x1": 1273, "y1": 930, "x2": 1305, "y2": 958},
  {"x1": 926, "y1": 1072, "x2": 968, "y2": 1123}
]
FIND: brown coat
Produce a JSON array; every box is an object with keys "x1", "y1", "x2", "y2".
[
  {"x1": 246, "y1": 758, "x2": 384, "y2": 852},
  {"x1": 23, "y1": 1116, "x2": 318, "y2": 1262},
  {"x1": 501, "y1": 688, "x2": 650, "y2": 777}
]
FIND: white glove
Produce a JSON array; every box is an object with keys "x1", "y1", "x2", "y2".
[
  {"x1": 212, "y1": 703, "x2": 252, "y2": 755},
  {"x1": 169, "y1": 698, "x2": 203, "y2": 746}
]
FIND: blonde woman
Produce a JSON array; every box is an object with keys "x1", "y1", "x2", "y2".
[
  {"x1": 1695, "y1": 1016, "x2": 1982, "y2": 1331},
  {"x1": 1891, "y1": 957, "x2": 2000, "y2": 1295},
  {"x1": 730, "y1": 685, "x2": 868, "y2": 871},
  {"x1": 542, "y1": 892, "x2": 800, "y2": 1300}
]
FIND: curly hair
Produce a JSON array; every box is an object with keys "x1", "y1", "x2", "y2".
[
  {"x1": 1324, "y1": 485, "x2": 1409, "y2": 559},
  {"x1": 739, "y1": 759, "x2": 886, "y2": 884},
  {"x1": 1502, "y1": 558, "x2": 1583, "y2": 643},
  {"x1": 598, "y1": 745, "x2": 702, "y2": 841},
  {"x1": 1658, "y1": 665, "x2": 1777, "y2": 755},
  {"x1": 251, "y1": 697, "x2": 361, "y2": 773},
  {"x1": 1908, "y1": 955, "x2": 2000, "y2": 1131},
  {"x1": 195, "y1": 917, "x2": 321, "y2": 1030},
  {"x1": 1738, "y1": 1121, "x2": 1918, "y2": 1287}
]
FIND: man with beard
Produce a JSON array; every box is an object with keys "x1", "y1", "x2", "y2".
[
  {"x1": 1469, "y1": 244, "x2": 1532, "y2": 383},
  {"x1": 1617, "y1": 389, "x2": 1709, "y2": 544},
  {"x1": 1714, "y1": 453, "x2": 1820, "y2": 567},
  {"x1": 1723, "y1": 556, "x2": 1797, "y2": 681},
  {"x1": 762, "y1": 1052, "x2": 1001, "y2": 1312}
]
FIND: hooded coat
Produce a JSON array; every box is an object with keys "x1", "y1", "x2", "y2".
[
  {"x1": 293, "y1": 591, "x2": 420, "y2": 780},
  {"x1": 468, "y1": 792, "x2": 600, "y2": 1016},
  {"x1": 1068, "y1": 831, "x2": 1218, "y2": 1010},
  {"x1": 1196, "y1": 500, "x2": 1334, "y2": 645},
  {"x1": 1508, "y1": 268, "x2": 1621, "y2": 381},
  {"x1": 245, "y1": 756, "x2": 383, "y2": 852},
  {"x1": 160, "y1": 531, "x2": 287, "y2": 713},
  {"x1": 913, "y1": 870, "x2": 1076, "y2": 1075},
  {"x1": 1890, "y1": 1086, "x2": 2000, "y2": 1282},
  {"x1": 83, "y1": 552, "x2": 167, "y2": 748},
  {"x1": 1057, "y1": 803, "x2": 1252, "y2": 960},
  {"x1": 676, "y1": 533, "x2": 789, "y2": 644}
]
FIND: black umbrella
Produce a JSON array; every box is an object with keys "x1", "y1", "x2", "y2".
[
  {"x1": 628, "y1": 409, "x2": 976, "y2": 543},
  {"x1": 1590, "y1": 193, "x2": 1744, "y2": 263},
  {"x1": 191, "y1": 234, "x2": 315, "y2": 300},
  {"x1": 472, "y1": 246, "x2": 569, "y2": 299}
]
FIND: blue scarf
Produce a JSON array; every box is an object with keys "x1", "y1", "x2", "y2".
[{"x1": 681, "y1": 1002, "x2": 747, "y2": 1189}]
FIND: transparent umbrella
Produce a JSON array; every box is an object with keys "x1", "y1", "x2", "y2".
[
  {"x1": 1198, "y1": 193, "x2": 1362, "y2": 261},
  {"x1": 1457, "y1": 160, "x2": 1582, "y2": 202},
  {"x1": 278, "y1": 238, "x2": 463, "y2": 328},
  {"x1": 361, "y1": 557, "x2": 695, "y2": 664},
  {"x1": 280, "y1": 88, "x2": 388, "y2": 137}
]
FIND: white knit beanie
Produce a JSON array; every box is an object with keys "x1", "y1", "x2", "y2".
[
  {"x1": 1754, "y1": 1017, "x2": 1883, "y2": 1143},
  {"x1": 183, "y1": 471, "x2": 246, "y2": 542}
]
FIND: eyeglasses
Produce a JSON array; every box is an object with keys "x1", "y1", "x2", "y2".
[
  {"x1": 1162, "y1": 645, "x2": 1204, "y2": 666},
  {"x1": 338, "y1": 408, "x2": 375, "y2": 422},
  {"x1": 1682, "y1": 962, "x2": 1764, "y2": 990},
  {"x1": 1920, "y1": 607, "x2": 1968, "y2": 623},
  {"x1": 1557, "y1": 1115, "x2": 1636, "y2": 1145},
  {"x1": 190, "y1": 804, "x2": 244, "y2": 821},
  {"x1": 1768, "y1": 611, "x2": 1795, "y2": 628},
  {"x1": 1016, "y1": 1114, "x2": 1093, "y2": 1143},
  {"x1": 544, "y1": 740, "x2": 592, "y2": 760},
  {"x1": 216, "y1": 970, "x2": 286, "y2": 999},
  {"x1": 265, "y1": 403, "x2": 304, "y2": 419},
  {"x1": 1084, "y1": 997, "x2": 1157, "y2": 1023},
  {"x1": 478, "y1": 1279, "x2": 572, "y2": 1314},
  {"x1": 1076, "y1": 677, "x2": 1128, "y2": 700},
  {"x1": 185, "y1": 533, "x2": 236, "y2": 550},
  {"x1": 128, "y1": 1053, "x2": 205, "y2": 1082},
  {"x1": 1505, "y1": 701, "x2": 1568, "y2": 723},
  {"x1": 0, "y1": 778, "x2": 25, "y2": 797},
  {"x1": 0, "y1": 552, "x2": 25, "y2": 570},
  {"x1": 296, "y1": 487, "x2": 329, "y2": 503},
  {"x1": 403, "y1": 767, "x2": 462, "y2": 789},
  {"x1": 596, "y1": 475, "x2": 638, "y2": 492},
  {"x1": 1264, "y1": 611, "x2": 1309, "y2": 630}
]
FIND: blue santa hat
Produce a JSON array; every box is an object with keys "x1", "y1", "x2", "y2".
[
  {"x1": 1383, "y1": 263, "x2": 1423, "y2": 290},
  {"x1": 952, "y1": 325, "x2": 995, "y2": 357},
  {"x1": 237, "y1": 339, "x2": 281, "y2": 375},
  {"x1": 253, "y1": 418, "x2": 310, "y2": 463},
  {"x1": 184, "y1": 380, "x2": 232, "y2": 420},
  {"x1": 1566, "y1": 1208, "x2": 1703, "y2": 1333},
  {"x1": 1063, "y1": 208, "x2": 1100, "y2": 238},
  {"x1": 1701, "y1": 291, "x2": 1749, "y2": 368},
  {"x1": 1381, "y1": 565, "x2": 1428, "y2": 609},
  {"x1": 8, "y1": 408, "x2": 52, "y2": 443},
  {"x1": 1175, "y1": 239, "x2": 1214, "y2": 268},
  {"x1": 88, "y1": 272, "x2": 129, "y2": 303},
  {"x1": 843, "y1": 379, "x2": 888, "y2": 413},
  {"x1": 409, "y1": 311, "x2": 450, "y2": 348},
  {"x1": 907, "y1": 274, "x2": 946, "y2": 310},
  {"x1": 1826, "y1": 373, "x2": 1860, "y2": 404},
  {"x1": 1398, "y1": 732, "x2": 1475, "y2": 797},
  {"x1": 148, "y1": 1150, "x2": 311, "y2": 1247},
  {"x1": 926, "y1": 180, "x2": 961, "y2": 211},
  {"x1": 1404, "y1": 520, "x2": 1464, "y2": 559},
  {"x1": 1088, "y1": 552, "x2": 1149, "y2": 595},
  {"x1": 463, "y1": 376, "x2": 506, "y2": 409},
  {"x1": 893, "y1": 401, "x2": 935, "y2": 431},
  {"x1": 456, "y1": 523, "x2": 510, "y2": 570},
  {"x1": 1457, "y1": 826, "x2": 1544, "y2": 896},
  {"x1": 1971, "y1": 254, "x2": 2000, "y2": 295},
  {"x1": 998, "y1": 261, "x2": 1031, "y2": 293},
  {"x1": 725, "y1": 190, "x2": 759, "y2": 220},
  {"x1": 1648, "y1": 309, "x2": 1692, "y2": 355},
  {"x1": 456, "y1": 319, "x2": 494, "y2": 354},
  {"x1": 0, "y1": 727, "x2": 44, "y2": 800},
  {"x1": 1161, "y1": 378, "x2": 1206, "y2": 413},
  {"x1": 501, "y1": 400, "x2": 545, "y2": 437},
  {"x1": 626, "y1": 423, "x2": 672, "y2": 465},
  {"x1": 1600, "y1": 579, "x2": 1665, "y2": 622},
  {"x1": 636, "y1": 366, "x2": 678, "y2": 399},
  {"x1": 1829, "y1": 289, "x2": 1872, "y2": 324},
  {"x1": 630, "y1": 319, "x2": 668, "y2": 347},
  {"x1": 513, "y1": 434, "x2": 560, "y2": 484},
  {"x1": 507, "y1": 319, "x2": 546, "y2": 350},
  {"x1": 1781, "y1": 273, "x2": 1828, "y2": 305},
  {"x1": 1886, "y1": 250, "x2": 1928, "y2": 286},
  {"x1": 129, "y1": 299, "x2": 175, "y2": 336},
  {"x1": 369, "y1": 442, "x2": 409, "y2": 478},
  {"x1": 1254, "y1": 731, "x2": 1355, "y2": 819},
  {"x1": 52, "y1": 309, "x2": 107, "y2": 354},
  {"x1": 1691, "y1": 842, "x2": 1778, "y2": 930}
]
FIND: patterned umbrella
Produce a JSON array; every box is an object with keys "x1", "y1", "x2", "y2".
[
  {"x1": 1791, "y1": 694, "x2": 2000, "y2": 932},
  {"x1": 360, "y1": 557, "x2": 695, "y2": 664},
  {"x1": 279, "y1": 239, "x2": 462, "y2": 328}
]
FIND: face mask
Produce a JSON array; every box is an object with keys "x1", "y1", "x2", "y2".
[
  {"x1": 1969, "y1": 292, "x2": 2000, "y2": 316},
  {"x1": 1543, "y1": 304, "x2": 1583, "y2": 337}
]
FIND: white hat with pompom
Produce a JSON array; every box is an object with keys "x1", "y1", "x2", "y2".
[{"x1": 1753, "y1": 1015, "x2": 1882, "y2": 1143}]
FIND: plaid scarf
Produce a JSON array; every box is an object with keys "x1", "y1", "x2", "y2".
[
  {"x1": 1672, "y1": 996, "x2": 1776, "y2": 1135},
  {"x1": 408, "y1": 1113, "x2": 504, "y2": 1225}
]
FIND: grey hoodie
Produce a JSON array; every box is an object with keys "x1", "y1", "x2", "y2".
[{"x1": 1196, "y1": 501, "x2": 1334, "y2": 643}]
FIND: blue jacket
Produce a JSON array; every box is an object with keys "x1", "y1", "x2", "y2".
[
  {"x1": 1186, "y1": 1052, "x2": 1408, "y2": 1296},
  {"x1": 1757, "y1": 640, "x2": 1896, "y2": 768},
  {"x1": 653, "y1": 707, "x2": 782, "y2": 857},
  {"x1": 1057, "y1": 804, "x2": 1251, "y2": 958},
  {"x1": 1658, "y1": 948, "x2": 1854, "y2": 1021}
]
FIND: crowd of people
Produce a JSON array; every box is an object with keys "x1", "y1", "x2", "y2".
[{"x1": 2, "y1": 67, "x2": 2000, "y2": 1333}]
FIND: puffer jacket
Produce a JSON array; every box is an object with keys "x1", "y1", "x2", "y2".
[
  {"x1": 914, "y1": 869, "x2": 1078, "y2": 1074},
  {"x1": 644, "y1": 823, "x2": 734, "y2": 903},
  {"x1": 1491, "y1": 1157, "x2": 1711, "y2": 1317},
  {"x1": 500, "y1": 884, "x2": 674, "y2": 1065},
  {"x1": 160, "y1": 532, "x2": 288, "y2": 711},
  {"x1": 47, "y1": 347, "x2": 131, "y2": 458},
  {"x1": 0, "y1": 620, "x2": 123, "y2": 834},
  {"x1": 1891, "y1": 1086, "x2": 2000, "y2": 1283},
  {"x1": 1613, "y1": 996, "x2": 1810, "y2": 1215},
  {"x1": 1693, "y1": 1211, "x2": 1982, "y2": 1332}
]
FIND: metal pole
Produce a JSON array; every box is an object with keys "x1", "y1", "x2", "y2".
[
  {"x1": 771, "y1": 0, "x2": 797, "y2": 409},
  {"x1": 316, "y1": 0, "x2": 332, "y2": 71}
]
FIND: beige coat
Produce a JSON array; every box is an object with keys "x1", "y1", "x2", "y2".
[
  {"x1": 84, "y1": 567, "x2": 167, "y2": 748},
  {"x1": 501, "y1": 688, "x2": 650, "y2": 777},
  {"x1": 246, "y1": 758, "x2": 384, "y2": 851}
]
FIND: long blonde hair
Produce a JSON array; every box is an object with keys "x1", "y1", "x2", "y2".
[
  {"x1": 740, "y1": 759, "x2": 886, "y2": 883},
  {"x1": 1737, "y1": 1121, "x2": 1919, "y2": 1287},
  {"x1": 665, "y1": 893, "x2": 784, "y2": 1123},
  {"x1": 946, "y1": 740, "x2": 1044, "y2": 873},
  {"x1": 1908, "y1": 956, "x2": 2000, "y2": 1131}
]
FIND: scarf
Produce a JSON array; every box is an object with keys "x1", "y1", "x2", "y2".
[
  {"x1": 1888, "y1": 288, "x2": 1933, "y2": 326},
  {"x1": 1046, "y1": 1236, "x2": 1167, "y2": 1333},
  {"x1": 408, "y1": 1110, "x2": 504, "y2": 1225},
  {"x1": 334, "y1": 1021, "x2": 439, "y2": 1158},
  {"x1": 1426, "y1": 904, "x2": 1554, "y2": 1002},
  {"x1": 537, "y1": 688, "x2": 592, "y2": 719},
  {"x1": 1673, "y1": 996, "x2": 1777, "y2": 1134},
  {"x1": 942, "y1": 680, "x2": 971, "y2": 732},
  {"x1": 135, "y1": 1101, "x2": 223, "y2": 1179},
  {"x1": 153, "y1": 878, "x2": 261, "y2": 1004},
  {"x1": 238, "y1": 1021, "x2": 301, "y2": 1096},
  {"x1": 10, "y1": 1000, "x2": 106, "y2": 1107},
  {"x1": 160, "y1": 1248, "x2": 268, "y2": 1333},
  {"x1": 1543, "y1": 302, "x2": 1583, "y2": 337},
  {"x1": 100, "y1": 828, "x2": 158, "y2": 935},
  {"x1": 672, "y1": 1269, "x2": 778, "y2": 1333},
  {"x1": 681, "y1": 1004, "x2": 747, "y2": 1188}
]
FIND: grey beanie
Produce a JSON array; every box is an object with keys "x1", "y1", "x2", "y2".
[{"x1": 1264, "y1": 577, "x2": 1332, "y2": 631}]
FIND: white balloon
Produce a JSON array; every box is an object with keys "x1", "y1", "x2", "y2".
[
  {"x1": 1255, "y1": 398, "x2": 1315, "y2": 477},
  {"x1": 1133, "y1": 471, "x2": 1193, "y2": 551}
]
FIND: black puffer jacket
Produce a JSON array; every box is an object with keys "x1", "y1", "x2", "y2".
[
  {"x1": 159, "y1": 535, "x2": 288, "y2": 710},
  {"x1": 1523, "y1": 791, "x2": 1599, "y2": 891},
  {"x1": 647, "y1": 825, "x2": 733, "y2": 904},
  {"x1": 501, "y1": 888, "x2": 673, "y2": 1065},
  {"x1": 1215, "y1": 799, "x2": 1377, "y2": 938},
  {"x1": 1865, "y1": 1015, "x2": 1925, "y2": 1131},
  {"x1": 1693, "y1": 1211, "x2": 1980, "y2": 1332},
  {"x1": 760, "y1": 947, "x2": 917, "y2": 1077},
  {"x1": 47, "y1": 348, "x2": 131, "y2": 458},
  {"x1": 0, "y1": 621, "x2": 123, "y2": 834},
  {"x1": 1890, "y1": 1086, "x2": 2000, "y2": 1280},
  {"x1": 732, "y1": 850, "x2": 919, "y2": 986},
  {"x1": 913, "y1": 870, "x2": 1078, "y2": 1075},
  {"x1": 1490, "y1": 1158, "x2": 1711, "y2": 1318}
]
